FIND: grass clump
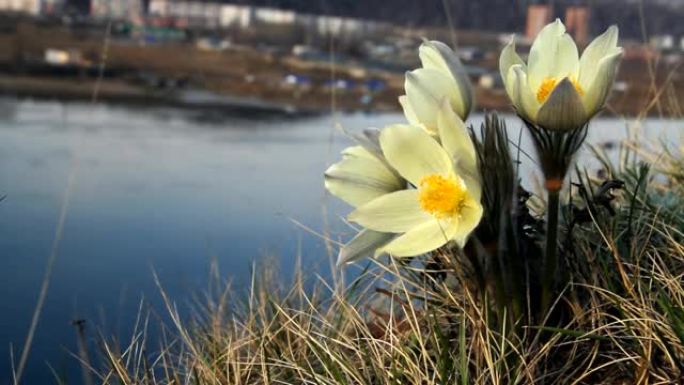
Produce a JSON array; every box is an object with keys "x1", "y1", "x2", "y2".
[{"x1": 80, "y1": 117, "x2": 684, "y2": 385}]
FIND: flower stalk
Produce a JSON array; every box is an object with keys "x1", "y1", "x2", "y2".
[
  {"x1": 541, "y1": 188, "x2": 560, "y2": 315},
  {"x1": 524, "y1": 120, "x2": 588, "y2": 315}
]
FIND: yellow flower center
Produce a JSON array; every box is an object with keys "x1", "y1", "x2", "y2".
[
  {"x1": 536, "y1": 77, "x2": 585, "y2": 103},
  {"x1": 418, "y1": 174, "x2": 467, "y2": 218}
]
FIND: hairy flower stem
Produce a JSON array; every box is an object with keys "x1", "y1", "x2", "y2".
[{"x1": 541, "y1": 187, "x2": 560, "y2": 317}]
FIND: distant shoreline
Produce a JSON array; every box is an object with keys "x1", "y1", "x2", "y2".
[
  {"x1": 1, "y1": 19, "x2": 681, "y2": 118},
  {"x1": 0, "y1": 75, "x2": 326, "y2": 117}
]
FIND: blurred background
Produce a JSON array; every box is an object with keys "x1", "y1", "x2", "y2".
[
  {"x1": 0, "y1": 0, "x2": 682, "y2": 384},
  {"x1": 1, "y1": 0, "x2": 684, "y2": 113}
]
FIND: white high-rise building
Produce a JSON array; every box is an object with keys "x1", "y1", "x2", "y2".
[
  {"x1": 90, "y1": 0, "x2": 143, "y2": 22},
  {"x1": 218, "y1": 4, "x2": 253, "y2": 28},
  {"x1": 0, "y1": 0, "x2": 63, "y2": 15},
  {"x1": 148, "y1": 0, "x2": 224, "y2": 28},
  {"x1": 254, "y1": 7, "x2": 295, "y2": 25},
  {"x1": 144, "y1": 0, "x2": 386, "y2": 39}
]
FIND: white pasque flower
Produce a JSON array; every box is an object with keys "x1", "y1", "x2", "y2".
[
  {"x1": 324, "y1": 136, "x2": 405, "y2": 265},
  {"x1": 325, "y1": 102, "x2": 481, "y2": 262},
  {"x1": 400, "y1": 40, "x2": 474, "y2": 135},
  {"x1": 500, "y1": 19, "x2": 623, "y2": 131},
  {"x1": 347, "y1": 106, "x2": 482, "y2": 258}
]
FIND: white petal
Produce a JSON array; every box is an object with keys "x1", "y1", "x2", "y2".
[
  {"x1": 511, "y1": 65, "x2": 540, "y2": 121},
  {"x1": 451, "y1": 198, "x2": 483, "y2": 247},
  {"x1": 348, "y1": 189, "x2": 432, "y2": 233},
  {"x1": 399, "y1": 95, "x2": 420, "y2": 126},
  {"x1": 419, "y1": 40, "x2": 452, "y2": 75},
  {"x1": 537, "y1": 78, "x2": 588, "y2": 131},
  {"x1": 582, "y1": 49, "x2": 624, "y2": 117},
  {"x1": 354, "y1": 129, "x2": 405, "y2": 182},
  {"x1": 404, "y1": 71, "x2": 440, "y2": 133},
  {"x1": 419, "y1": 40, "x2": 473, "y2": 117},
  {"x1": 505, "y1": 66, "x2": 521, "y2": 107},
  {"x1": 553, "y1": 34, "x2": 580, "y2": 78},
  {"x1": 527, "y1": 19, "x2": 566, "y2": 91},
  {"x1": 341, "y1": 145, "x2": 376, "y2": 160},
  {"x1": 579, "y1": 25, "x2": 620, "y2": 90},
  {"x1": 405, "y1": 68, "x2": 467, "y2": 131},
  {"x1": 436, "y1": 100, "x2": 478, "y2": 177},
  {"x1": 325, "y1": 149, "x2": 404, "y2": 207},
  {"x1": 379, "y1": 218, "x2": 458, "y2": 257},
  {"x1": 379, "y1": 124, "x2": 454, "y2": 186},
  {"x1": 341, "y1": 144, "x2": 402, "y2": 183},
  {"x1": 350, "y1": 129, "x2": 383, "y2": 158},
  {"x1": 462, "y1": 174, "x2": 481, "y2": 204},
  {"x1": 337, "y1": 229, "x2": 395, "y2": 266},
  {"x1": 499, "y1": 36, "x2": 526, "y2": 97}
]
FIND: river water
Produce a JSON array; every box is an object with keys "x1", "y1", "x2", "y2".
[{"x1": 0, "y1": 98, "x2": 680, "y2": 384}]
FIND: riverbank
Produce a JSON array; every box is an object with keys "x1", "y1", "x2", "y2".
[
  {"x1": 0, "y1": 19, "x2": 405, "y2": 115},
  {"x1": 0, "y1": 74, "x2": 318, "y2": 116}
]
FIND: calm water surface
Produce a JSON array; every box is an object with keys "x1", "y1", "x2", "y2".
[{"x1": 0, "y1": 99, "x2": 680, "y2": 384}]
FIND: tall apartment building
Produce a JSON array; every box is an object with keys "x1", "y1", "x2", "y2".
[
  {"x1": 525, "y1": 4, "x2": 553, "y2": 40},
  {"x1": 0, "y1": 0, "x2": 62, "y2": 15},
  {"x1": 90, "y1": 0, "x2": 143, "y2": 22},
  {"x1": 565, "y1": 6, "x2": 589, "y2": 45}
]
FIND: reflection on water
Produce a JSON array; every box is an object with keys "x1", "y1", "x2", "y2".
[{"x1": 0, "y1": 98, "x2": 680, "y2": 384}]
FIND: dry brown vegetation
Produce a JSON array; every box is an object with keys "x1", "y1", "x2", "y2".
[{"x1": 73, "y1": 119, "x2": 684, "y2": 385}]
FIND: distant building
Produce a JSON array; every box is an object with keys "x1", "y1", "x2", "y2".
[
  {"x1": 623, "y1": 43, "x2": 659, "y2": 61},
  {"x1": 148, "y1": 0, "x2": 220, "y2": 28},
  {"x1": 254, "y1": 7, "x2": 295, "y2": 25},
  {"x1": 218, "y1": 4, "x2": 252, "y2": 28},
  {"x1": 0, "y1": 0, "x2": 39, "y2": 14},
  {"x1": 147, "y1": 0, "x2": 168, "y2": 17},
  {"x1": 565, "y1": 6, "x2": 589, "y2": 45},
  {"x1": 651, "y1": 34, "x2": 675, "y2": 50},
  {"x1": 40, "y1": 0, "x2": 60, "y2": 14},
  {"x1": 0, "y1": 0, "x2": 62, "y2": 15},
  {"x1": 145, "y1": 1, "x2": 387, "y2": 40},
  {"x1": 91, "y1": 0, "x2": 143, "y2": 22},
  {"x1": 526, "y1": 4, "x2": 552, "y2": 40},
  {"x1": 200, "y1": 2, "x2": 221, "y2": 28},
  {"x1": 307, "y1": 15, "x2": 383, "y2": 39}
]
